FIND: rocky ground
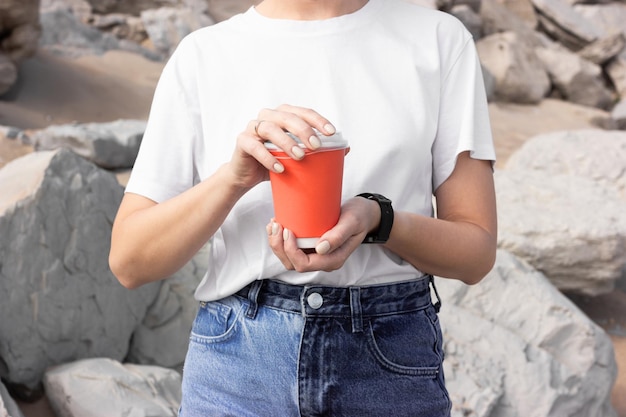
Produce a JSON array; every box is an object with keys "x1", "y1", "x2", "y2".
[{"x1": 0, "y1": 40, "x2": 624, "y2": 417}]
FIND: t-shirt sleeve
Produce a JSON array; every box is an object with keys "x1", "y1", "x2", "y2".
[
  {"x1": 125, "y1": 36, "x2": 201, "y2": 203},
  {"x1": 431, "y1": 31, "x2": 495, "y2": 192}
]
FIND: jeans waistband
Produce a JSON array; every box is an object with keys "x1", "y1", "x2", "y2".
[{"x1": 235, "y1": 276, "x2": 441, "y2": 332}]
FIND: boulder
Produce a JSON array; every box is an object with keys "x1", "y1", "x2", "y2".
[
  {"x1": 613, "y1": 98, "x2": 626, "y2": 130},
  {"x1": 0, "y1": 149, "x2": 160, "y2": 396},
  {"x1": 607, "y1": 50, "x2": 626, "y2": 99},
  {"x1": 577, "y1": 32, "x2": 626, "y2": 66},
  {"x1": 476, "y1": 31, "x2": 551, "y2": 104},
  {"x1": 440, "y1": 250, "x2": 617, "y2": 417},
  {"x1": 0, "y1": 55, "x2": 18, "y2": 97},
  {"x1": 490, "y1": 0, "x2": 538, "y2": 29},
  {"x1": 494, "y1": 168, "x2": 626, "y2": 296},
  {"x1": 127, "y1": 245, "x2": 207, "y2": 369},
  {"x1": 140, "y1": 7, "x2": 213, "y2": 58},
  {"x1": 535, "y1": 45, "x2": 614, "y2": 109},
  {"x1": 44, "y1": 358, "x2": 181, "y2": 417},
  {"x1": 0, "y1": 0, "x2": 41, "y2": 63},
  {"x1": 39, "y1": 8, "x2": 160, "y2": 60},
  {"x1": 531, "y1": 0, "x2": 604, "y2": 51},
  {"x1": 0, "y1": 0, "x2": 41, "y2": 94},
  {"x1": 506, "y1": 129, "x2": 626, "y2": 199},
  {"x1": 0, "y1": 380, "x2": 24, "y2": 417},
  {"x1": 205, "y1": 0, "x2": 260, "y2": 22},
  {"x1": 31, "y1": 119, "x2": 146, "y2": 170}
]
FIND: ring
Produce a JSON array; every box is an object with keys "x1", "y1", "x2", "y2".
[{"x1": 254, "y1": 120, "x2": 266, "y2": 136}]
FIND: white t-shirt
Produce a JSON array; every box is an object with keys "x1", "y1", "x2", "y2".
[{"x1": 125, "y1": 0, "x2": 496, "y2": 301}]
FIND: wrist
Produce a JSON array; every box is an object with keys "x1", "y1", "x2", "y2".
[{"x1": 356, "y1": 193, "x2": 394, "y2": 244}]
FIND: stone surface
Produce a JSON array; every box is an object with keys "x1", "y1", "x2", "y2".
[
  {"x1": 0, "y1": 149, "x2": 160, "y2": 394},
  {"x1": 39, "y1": 8, "x2": 160, "y2": 60},
  {"x1": 535, "y1": 45, "x2": 614, "y2": 109},
  {"x1": 31, "y1": 119, "x2": 146, "y2": 169},
  {"x1": 0, "y1": 380, "x2": 24, "y2": 417},
  {"x1": 494, "y1": 168, "x2": 626, "y2": 296},
  {"x1": 440, "y1": 250, "x2": 618, "y2": 417},
  {"x1": 506, "y1": 129, "x2": 626, "y2": 199},
  {"x1": 127, "y1": 245, "x2": 207, "y2": 369},
  {"x1": 0, "y1": 0, "x2": 41, "y2": 94},
  {"x1": 44, "y1": 358, "x2": 181, "y2": 417},
  {"x1": 140, "y1": 7, "x2": 213, "y2": 57},
  {"x1": 531, "y1": 0, "x2": 604, "y2": 50},
  {"x1": 476, "y1": 31, "x2": 551, "y2": 104}
]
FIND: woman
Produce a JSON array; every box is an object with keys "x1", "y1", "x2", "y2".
[{"x1": 109, "y1": 0, "x2": 497, "y2": 415}]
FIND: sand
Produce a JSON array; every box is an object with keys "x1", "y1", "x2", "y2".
[{"x1": 1, "y1": 48, "x2": 624, "y2": 416}]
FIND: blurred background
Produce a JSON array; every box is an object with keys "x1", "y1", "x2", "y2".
[{"x1": 0, "y1": 0, "x2": 625, "y2": 416}]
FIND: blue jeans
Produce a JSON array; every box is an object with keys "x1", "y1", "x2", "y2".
[{"x1": 179, "y1": 276, "x2": 451, "y2": 416}]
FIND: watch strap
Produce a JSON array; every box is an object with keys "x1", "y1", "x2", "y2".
[{"x1": 357, "y1": 193, "x2": 394, "y2": 244}]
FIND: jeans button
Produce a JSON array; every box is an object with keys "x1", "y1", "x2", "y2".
[{"x1": 307, "y1": 292, "x2": 323, "y2": 309}]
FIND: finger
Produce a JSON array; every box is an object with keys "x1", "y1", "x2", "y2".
[
  {"x1": 274, "y1": 104, "x2": 336, "y2": 136},
  {"x1": 237, "y1": 131, "x2": 285, "y2": 174},
  {"x1": 258, "y1": 106, "x2": 336, "y2": 150},
  {"x1": 267, "y1": 220, "x2": 294, "y2": 270}
]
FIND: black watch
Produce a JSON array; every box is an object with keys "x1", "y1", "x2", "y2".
[{"x1": 357, "y1": 193, "x2": 394, "y2": 244}]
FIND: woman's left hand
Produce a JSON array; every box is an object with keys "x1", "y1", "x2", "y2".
[{"x1": 267, "y1": 196, "x2": 380, "y2": 272}]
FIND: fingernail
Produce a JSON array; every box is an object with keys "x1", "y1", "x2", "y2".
[
  {"x1": 309, "y1": 135, "x2": 321, "y2": 149},
  {"x1": 271, "y1": 221, "x2": 279, "y2": 236},
  {"x1": 324, "y1": 123, "x2": 336, "y2": 134},
  {"x1": 283, "y1": 228, "x2": 290, "y2": 240},
  {"x1": 316, "y1": 240, "x2": 331, "y2": 255},
  {"x1": 292, "y1": 146, "x2": 305, "y2": 159},
  {"x1": 273, "y1": 162, "x2": 284, "y2": 173}
]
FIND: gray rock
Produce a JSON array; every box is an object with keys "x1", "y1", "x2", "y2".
[
  {"x1": 574, "y1": 2, "x2": 626, "y2": 39},
  {"x1": 577, "y1": 32, "x2": 626, "y2": 65},
  {"x1": 0, "y1": 0, "x2": 41, "y2": 63},
  {"x1": 607, "y1": 50, "x2": 626, "y2": 98},
  {"x1": 140, "y1": 7, "x2": 213, "y2": 57},
  {"x1": 205, "y1": 0, "x2": 259, "y2": 22},
  {"x1": 39, "y1": 8, "x2": 161, "y2": 60},
  {"x1": 440, "y1": 250, "x2": 617, "y2": 417},
  {"x1": 450, "y1": 4, "x2": 483, "y2": 40},
  {"x1": 535, "y1": 45, "x2": 614, "y2": 109},
  {"x1": 0, "y1": 149, "x2": 160, "y2": 393},
  {"x1": 613, "y1": 98, "x2": 626, "y2": 130},
  {"x1": 32, "y1": 119, "x2": 146, "y2": 170},
  {"x1": 506, "y1": 129, "x2": 626, "y2": 199},
  {"x1": 44, "y1": 358, "x2": 181, "y2": 417},
  {"x1": 0, "y1": 380, "x2": 24, "y2": 417},
  {"x1": 531, "y1": 0, "x2": 604, "y2": 50},
  {"x1": 476, "y1": 31, "x2": 551, "y2": 104},
  {"x1": 127, "y1": 244, "x2": 207, "y2": 369},
  {"x1": 494, "y1": 168, "x2": 626, "y2": 296},
  {"x1": 0, "y1": 54, "x2": 18, "y2": 96}
]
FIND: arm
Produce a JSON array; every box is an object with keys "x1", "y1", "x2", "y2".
[
  {"x1": 271, "y1": 151, "x2": 497, "y2": 285},
  {"x1": 385, "y1": 151, "x2": 497, "y2": 284},
  {"x1": 109, "y1": 105, "x2": 336, "y2": 289},
  {"x1": 109, "y1": 165, "x2": 248, "y2": 289}
]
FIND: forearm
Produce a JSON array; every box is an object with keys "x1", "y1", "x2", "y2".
[
  {"x1": 385, "y1": 210, "x2": 497, "y2": 284},
  {"x1": 109, "y1": 164, "x2": 249, "y2": 288}
]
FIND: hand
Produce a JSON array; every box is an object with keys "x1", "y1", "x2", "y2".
[
  {"x1": 267, "y1": 197, "x2": 381, "y2": 273},
  {"x1": 226, "y1": 104, "x2": 336, "y2": 191}
]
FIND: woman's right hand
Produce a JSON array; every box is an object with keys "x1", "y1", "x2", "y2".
[{"x1": 227, "y1": 104, "x2": 337, "y2": 190}]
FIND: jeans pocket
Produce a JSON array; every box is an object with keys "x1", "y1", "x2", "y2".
[
  {"x1": 366, "y1": 306, "x2": 443, "y2": 376},
  {"x1": 189, "y1": 296, "x2": 245, "y2": 344}
]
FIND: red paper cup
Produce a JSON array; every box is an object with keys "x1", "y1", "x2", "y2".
[{"x1": 265, "y1": 132, "x2": 349, "y2": 248}]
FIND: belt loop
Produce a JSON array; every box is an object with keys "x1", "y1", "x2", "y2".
[
  {"x1": 429, "y1": 275, "x2": 442, "y2": 313},
  {"x1": 245, "y1": 280, "x2": 263, "y2": 319},
  {"x1": 349, "y1": 287, "x2": 363, "y2": 333}
]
